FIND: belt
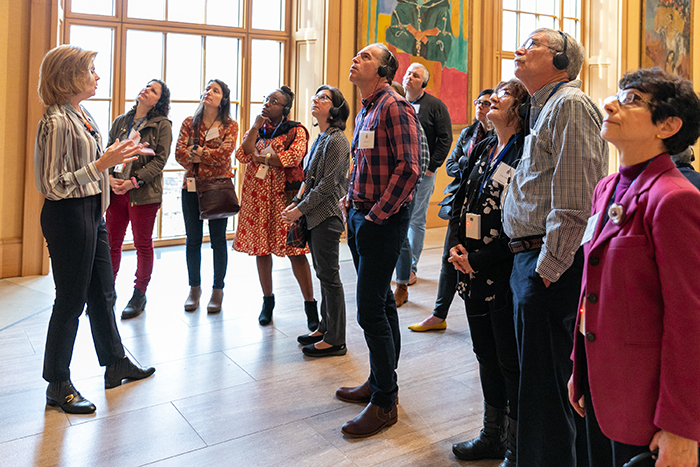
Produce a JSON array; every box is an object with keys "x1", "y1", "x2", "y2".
[
  {"x1": 351, "y1": 200, "x2": 375, "y2": 214},
  {"x1": 508, "y1": 236, "x2": 544, "y2": 254}
]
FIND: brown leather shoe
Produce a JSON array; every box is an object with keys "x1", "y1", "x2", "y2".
[
  {"x1": 408, "y1": 271, "x2": 417, "y2": 286},
  {"x1": 184, "y1": 286, "x2": 201, "y2": 312},
  {"x1": 207, "y1": 288, "x2": 223, "y2": 314},
  {"x1": 394, "y1": 284, "x2": 408, "y2": 307},
  {"x1": 341, "y1": 402, "x2": 398, "y2": 438},
  {"x1": 336, "y1": 380, "x2": 372, "y2": 403}
]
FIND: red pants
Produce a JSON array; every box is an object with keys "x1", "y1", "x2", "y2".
[{"x1": 105, "y1": 192, "x2": 160, "y2": 293}]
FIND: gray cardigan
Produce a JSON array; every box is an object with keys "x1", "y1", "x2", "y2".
[{"x1": 295, "y1": 126, "x2": 350, "y2": 229}]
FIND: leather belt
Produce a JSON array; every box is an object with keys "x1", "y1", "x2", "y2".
[{"x1": 508, "y1": 237, "x2": 544, "y2": 254}]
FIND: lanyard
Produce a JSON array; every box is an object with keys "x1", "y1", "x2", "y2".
[
  {"x1": 475, "y1": 134, "x2": 520, "y2": 200},
  {"x1": 127, "y1": 113, "x2": 147, "y2": 137},
  {"x1": 409, "y1": 93, "x2": 423, "y2": 105},
  {"x1": 263, "y1": 120, "x2": 284, "y2": 148},
  {"x1": 77, "y1": 108, "x2": 97, "y2": 140},
  {"x1": 531, "y1": 81, "x2": 566, "y2": 129},
  {"x1": 305, "y1": 133, "x2": 324, "y2": 173},
  {"x1": 350, "y1": 104, "x2": 371, "y2": 154}
]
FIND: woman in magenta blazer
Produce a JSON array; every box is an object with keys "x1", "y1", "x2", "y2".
[{"x1": 568, "y1": 68, "x2": 700, "y2": 467}]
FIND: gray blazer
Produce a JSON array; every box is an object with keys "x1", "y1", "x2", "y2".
[{"x1": 295, "y1": 127, "x2": 350, "y2": 229}]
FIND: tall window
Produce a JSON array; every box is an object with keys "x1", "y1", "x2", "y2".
[
  {"x1": 64, "y1": 0, "x2": 288, "y2": 244},
  {"x1": 499, "y1": 0, "x2": 582, "y2": 81}
]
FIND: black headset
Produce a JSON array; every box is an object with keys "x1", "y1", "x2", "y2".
[
  {"x1": 553, "y1": 30, "x2": 570, "y2": 70},
  {"x1": 221, "y1": 93, "x2": 229, "y2": 107},
  {"x1": 377, "y1": 64, "x2": 388, "y2": 78},
  {"x1": 329, "y1": 105, "x2": 340, "y2": 119},
  {"x1": 421, "y1": 79, "x2": 428, "y2": 88}
]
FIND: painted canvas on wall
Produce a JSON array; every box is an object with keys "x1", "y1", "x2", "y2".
[
  {"x1": 359, "y1": 0, "x2": 470, "y2": 124},
  {"x1": 642, "y1": 0, "x2": 691, "y2": 79}
]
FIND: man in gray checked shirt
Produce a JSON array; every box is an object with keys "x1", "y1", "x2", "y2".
[{"x1": 502, "y1": 28, "x2": 608, "y2": 467}]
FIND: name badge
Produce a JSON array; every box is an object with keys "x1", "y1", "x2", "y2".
[
  {"x1": 186, "y1": 177, "x2": 197, "y2": 192},
  {"x1": 465, "y1": 213, "x2": 481, "y2": 239},
  {"x1": 359, "y1": 131, "x2": 375, "y2": 149},
  {"x1": 492, "y1": 162, "x2": 514, "y2": 187},
  {"x1": 114, "y1": 164, "x2": 124, "y2": 173},
  {"x1": 581, "y1": 212, "x2": 600, "y2": 245},
  {"x1": 205, "y1": 127, "x2": 220, "y2": 141},
  {"x1": 128, "y1": 129, "x2": 141, "y2": 145},
  {"x1": 260, "y1": 145, "x2": 275, "y2": 157},
  {"x1": 412, "y1": 103, "x2": 420, "y2": 114}
]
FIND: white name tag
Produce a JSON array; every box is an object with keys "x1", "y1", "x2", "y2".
[
  {"x1": 412, "y1": 103, "x2": 420, "y2": 114},
  {"x1": 260, "y1": 145, "x2": 275, "y2": 157},
  {"x1": 492, "y1": 162, "x2": 514, "y2": 187},
  {"x1": 359, "y1": 130, "x2": 375, "y2": 149},
  {"x1": 114, "y1": 164, "x2": 124, "y2": 173},
  {"x1": 581, "y1": 212, "x2": 600, "y2": 245},
  {"x1": 186, "y1": 177, "x2": 197, "y2": 192},
  {"x1": 205, "y1": 127, "x2": 220, "y2": 141}
]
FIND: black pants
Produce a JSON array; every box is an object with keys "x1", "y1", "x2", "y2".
[
  {"x1": 41, "y1": 195, "x2": 125, "y2": 383},
  {"x1": 464, "y1": 289, "x2": 520, "y2": 416}
]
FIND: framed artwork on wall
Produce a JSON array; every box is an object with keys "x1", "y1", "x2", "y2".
[
  {"x1": 642, "y1": 0, "x2": 692, "y2": 79},
  {"x1": 358, "y1": 0, "x2": 470, "y2": 124}
]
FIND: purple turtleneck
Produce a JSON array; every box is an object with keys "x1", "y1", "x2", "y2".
[{"x1": 615, "y1": 157, "x2": 658, "y2": 202}]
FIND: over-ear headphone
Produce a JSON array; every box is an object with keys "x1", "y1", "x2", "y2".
[
  {"x1": 421, "y1": 80, "x2": 428, "y2": 88},
  {"x1": 221, "y1": 94, "x2": 229, "y2": 107},
  {"x1": 377, "y1": 65, "x2": 388, "y2": 78},
  {"x1": 553, "y1": 30, "x2": 570, "y2": 71},
  {"x1": 329, "y1": 106, "x2": 340, "y2": 118}
]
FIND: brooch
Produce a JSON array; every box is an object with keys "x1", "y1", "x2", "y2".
[{"x1": 608, "y1": 203, "x2": 625, "y2": 225}]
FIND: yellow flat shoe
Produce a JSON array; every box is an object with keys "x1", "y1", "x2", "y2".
[{"x1": 407, "y1": 320, "x2": 447, "y2": 332}]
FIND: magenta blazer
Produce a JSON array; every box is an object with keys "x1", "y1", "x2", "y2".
[{"x1": 571, "y1": 154, "x2": 700, "y2": 446}]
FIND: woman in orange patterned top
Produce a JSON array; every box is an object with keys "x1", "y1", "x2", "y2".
[
  {"x1": 233, "y1": 86, "x2": 317, "y2": 329},
  {"x1": 175, "y1": 79, "x2": 238, "y2": 314}
]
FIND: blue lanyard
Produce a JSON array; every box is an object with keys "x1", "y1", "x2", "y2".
[
  {"x1": 476, "y1": 134, "x2": 520, "y2": 199},
  {"x1": 127, "y1": 113, "x2": 146, "y2": 137},
  {"x1": 305, "y1": 133, "x2": 324, "y2": 173},
  {"x1": 351, "y1": 104, "x2": 370, "y2": 154},
  {"x1": 531, "y1": 81, "x2": 566, "y2": 129},
  {"x1": 264, "y1": 120, "x2": 284, "y2": 148},
  {"x1": 410, "y1": 93, "x2": 423, "y2": 105}
]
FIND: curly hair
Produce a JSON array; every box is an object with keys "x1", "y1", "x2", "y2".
[
  {"x1": 619, "y1": 67, "x2": 700, "y2": 154},
  {"x1": 277, "y1": 85, "x2": 295, "y2": 116},
  {"x1": 493, "y1": 79, "x2": 529, "y2": 132},
  {"x1": 128, "y1": 79, "x2": 171, "y2": 119}
]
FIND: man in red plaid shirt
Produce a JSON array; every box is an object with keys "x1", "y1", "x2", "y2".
[{"x1": 336, "y1": 42, "x2": 421, "y2": 438}]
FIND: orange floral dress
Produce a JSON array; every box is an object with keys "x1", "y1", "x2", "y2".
[{"x1": 233, "y1": 123, "x2": 309, "y2": 257}]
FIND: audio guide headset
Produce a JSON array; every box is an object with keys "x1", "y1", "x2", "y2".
[{"x1": 553, "y1": 30, "x2": 570, "y2": 71}]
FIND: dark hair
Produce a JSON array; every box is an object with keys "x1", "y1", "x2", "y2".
[
  {"x1": 478, "y1": 88, "x2": 494, "y2": 99},
  {"x1": 369, "y1": 42, "x2": 399, "y2": 83},
  {"x1": 494, "y1": 79, "x2": 529, "y2": 132},
  {"x1": 193, "y1": 79, "x2": 232, "y2": 127},
  {"x1": 276, "y1": 85, "x2": 295, "y2": 116},
  {"x1": 390, "y1": 81, "x2": 406, "y2": 97},
  {"x1": 619, "y1": 67, "x2": 700, "y2": 154},
  {"x1": 315, "y1": 85, "x2": 350, "y2": 130},
  {"x1": 129, "y1": 79, "x2": 171, "y2": 119}
]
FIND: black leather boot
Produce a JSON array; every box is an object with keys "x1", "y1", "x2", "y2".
[
  {"x1": 259, "y1": 295, "x2": 275, "y2": 325},
  {"x1": 452, "y1": 402, "x2": 507, "y2": 461},
  {"x1": 121, "y1": 288, "x2": 146, "y2": 320},
  {"x1": 500, "y1": 416, "x2": 517, "y2": 467},
  {"x1": 104, "y1": 357, "x2": 155, "y2": 389},
  {"x1": 46, "y1": 380, "x2": 96, "y2": 414},
  {"x1": 304, "y1": 300, "x2": 319, "y2": 331}
]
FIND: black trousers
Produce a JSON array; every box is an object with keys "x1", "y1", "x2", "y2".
[{"x1": 41, "y1": 195, "x2": 124, "y2": 383}]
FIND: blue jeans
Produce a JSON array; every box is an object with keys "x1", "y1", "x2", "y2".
[
  {"x1": 182, "y1": 190, "x2": 229, "y2": 289},
  {"x1": 511, "y1": 248, "x2": 587, "y2": 467},
  {"x1": 407, "y1": 173, "x2": 436, "y2": 274},
  {"x1": 394, "y1": 197, "x2": 416, "y2": 284},
  {"x1": 347, "y1": 206, "x2": 409, "y2": 408}
]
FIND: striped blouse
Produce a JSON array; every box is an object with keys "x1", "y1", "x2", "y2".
[{"x1": 34, "y1": 103, "x2": 109, "y2": 211}]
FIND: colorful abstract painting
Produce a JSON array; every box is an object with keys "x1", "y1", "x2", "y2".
[
  {"x1": 359, "y1": 0, "x2": 470, "y2": 124},
  {"x1": 642, "y1": 0, "x2": 691, "y2": 79}
]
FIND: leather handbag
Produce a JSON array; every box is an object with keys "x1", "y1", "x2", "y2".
[
  {"x1": 194, "y1": 164, "x2": 240, "y2": 220},
  {"x1": 286, "y1": 215, "x2": 308, "y2": 248}
]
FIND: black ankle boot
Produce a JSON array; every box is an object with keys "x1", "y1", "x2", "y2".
[
  {"x1": 121, "y1": 288, "x2": 146, "y2": 320},
  {"x1": 452, "y1": 402, "x2": 507, "y2": 461},
  {"x1": 304, "y1": 300, "x2": 319, "y2": 331},
  {"x1": 104, "y1": 357, "x2": 155, "y2": 389},
  {"x1": 259, "y1": 295, "x2": 275, "y2": 325},
  {"x1": 500, "y1": 415, "x2": 517, "y2": 467},
  {"x1": 46, "y1": 380, "x2": 96, "y2": 414}
]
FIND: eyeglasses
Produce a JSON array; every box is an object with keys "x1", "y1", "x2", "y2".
[
  {"x1": 604, "y1": 90, "x2": 654, "y2": 108},
  {"x1": 311, "y1": 94, "x2": 332, "y2": 103},
  {"x1": 495, "y1": 89, "x2": 511, "y2": 99},
  {"x1": 263, "y1": 96, "x2": 284, "y2": 107},
  {"x1": 520, "y1": 37, "x2": 560, "y2": 53},
  {"x1": 474, "y1": 99, "x2": 491, "y2": 108}
]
